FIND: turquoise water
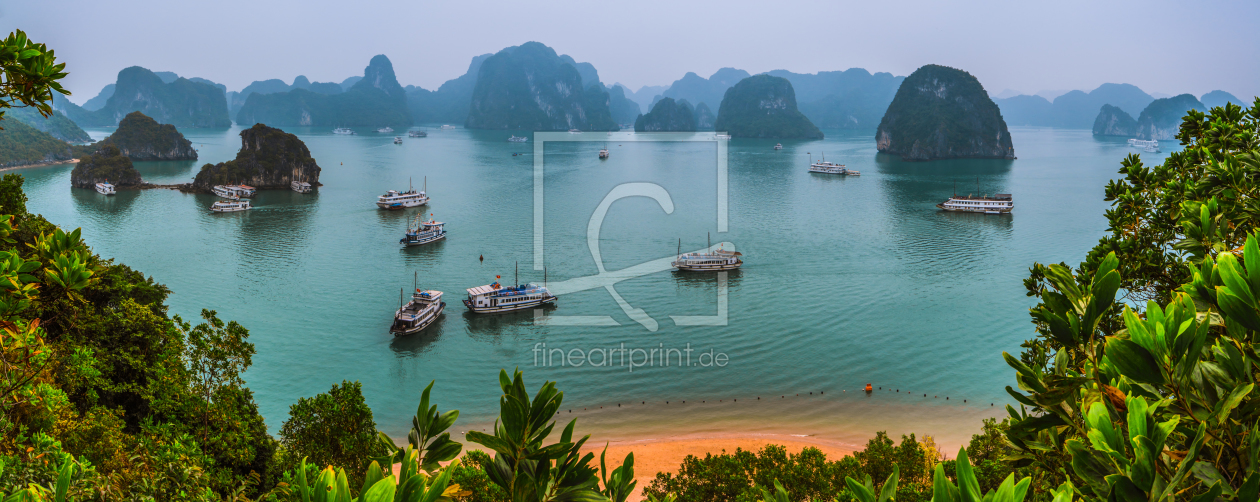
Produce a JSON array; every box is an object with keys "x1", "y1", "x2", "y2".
[{"x1": 19, "y1": 126, "x2": 1173, "y2": 445}]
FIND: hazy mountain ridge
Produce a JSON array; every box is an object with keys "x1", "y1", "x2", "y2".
[
  {"x1": 1092, "y1": 104, "x2": 1137, "y2": 137},
  {"x1": 634, "y1": 97, "x2": 695, "y2": 132},
  {"x1": 464, "y1": 42, "x2": 616, "y2": 131},
  {"x1": 235, "y1": 55, "x2": 412, "y2": 128},
  {"x1": 5, "y1": 106, "x2": 92, "y2": 143},
  {"x1": 1135, "y1": 94, "x2": 1206, "y2": 140},
  {"x1": 56, "y1": 66, "x2": 231, "y2": 128}
]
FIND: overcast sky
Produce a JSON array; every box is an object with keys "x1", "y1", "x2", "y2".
[{"x1": 5, "y1": 0, "x2": 1257, "y2": 104}]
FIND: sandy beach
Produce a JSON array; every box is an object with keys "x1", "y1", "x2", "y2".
[{"x1": 0, "y1": 158, "x2": 78, "y2": 173}]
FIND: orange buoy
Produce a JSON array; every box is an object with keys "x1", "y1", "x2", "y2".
[{"x1": 864, "y1": 384, "x2": 873, "y2": 393}]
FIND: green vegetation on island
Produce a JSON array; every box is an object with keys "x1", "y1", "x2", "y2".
[
  {"x1": 59, "y1": 66, "x2": 230, "y2": 128},
  {"x1": 634, "y1": 97, "x2": 696, "y2": 132},
  {"x1": 608, "y1": 84, "x2": 641, "y2": 126},
  {"x1": 192, "y1": 123, "x2": 321, "y2": 191},
  {"x1": 876, "y1": 64, "x2": 1013, "y2": 160},
  {"x1": 1091, "y1": 104, "x2": 1137, "y2": 137},
  {"x1": 0, "y1": 119, "x2": 77, "y2": 168},
  {"x1": 99, "y1": 111, "x2": 197, "y2": 160},
  {"x1": 465, "y1": 42, "x2": 617, "y2": 131},
  {"x1": 236, "y1": 55, "x2": 412, "y2": 128},
  {"x1": 69, "y1": 143, "x2": 142, "y2": 188},
  {"x1": 5, "y1": 106, "x2": 91, "y2": 143},
  {"x1": 713, "y1": 74, "x2": 822, "y2": 139},
  {"x1": 1134, "y1": 93, "x2": 1206, "y2": 140}
]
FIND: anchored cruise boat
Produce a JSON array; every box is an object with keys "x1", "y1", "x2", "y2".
[
  {"x1": 673, "y1": 249, "x2": 743, "y2": 271},
  {"x1": 400, "y1": 213, "x2": 446, "y2": 247},
  {"x1": 94, "y1": 181, "x2": 116, "y2": 195},
  {"x1": 333, "y1": 127, "x2": 355, "y2": 135},
  {"x1": 212, "y1": 185, "x2": 255, "y2": 199},
  {"x1": 464, "y1": 282, "x2": 556, "y2": 313},
  {"x1": 937, "y1": 193, "x2": 1013, "y2": 214},
  {"x1": 809, "y1": 153, "x2": 859, "y2": 176},
  {"x1": 408, "y1": 129, "x2": 427, "y2": 138},
  {"x1": 508, "y1": 135, "x2": 527, "y2": 143},
  {"x1": 390, "y1": 288, "x2": 445, "y2": 336},
  {"x1": 376, "y1": 178, "x2": 429, "y2": 210},
  {"x1": 599, "y1": 146, "x2": 609, "y2": 159}
]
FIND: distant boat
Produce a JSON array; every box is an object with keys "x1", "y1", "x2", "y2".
[
  {"x1": 714, "y1": 133, "x2": 731, "y2": 140},
  {"x1": 508, "y1": 135, "x2": 528, "y2": 143},
  {"x1": 568, "y1": 129, "x2": 581, "y2": 134},
  {"x1": 1128, "y1": 138, "x2": 1159, "y2": 152},
  {"x1": 391, "y1": 286, "x2": 446, "y2": 336},
  {"x1": 808, "y1": 153, "x2": 857, "y2": 176},
  {"x1": 394, "y1": 136, "x2": 403, "y2": 144},
  {"x1": 408, "y1": 130, "x2": 427, "y2": 138},
  {"x1": 774, "y1": 143, "x2": 783, "y2": 150},
  {"x1": 290, "y1": 180, "x2": 312, "y2": 193},
  {"x1": 210, "y1": 199, "x2": 251, "y2": 213},
  {"x1": 599, "y1": 145, "x2": 609, "y2": 159},
  {"x1": 212, "y1": 185, "x2": 255, "y2": 199},
  {"x1": 378, "y1": 126, "x2": 394, "y2": 133},
  {"x1": 333, "y1": 127, "x2": 355, "y2": 135},
  {"x1": 95, "y1": 181, "x2": 115, "y2": 195},
  {"x1": 937, "y1": 193, "x2": 1013, "y2": 214},
  {"x1": 464, "y1": 282, "x2": 556, "y2": 313},
  {"x1": 440, "y1": 125, "x2": 456, "y2": 130}
]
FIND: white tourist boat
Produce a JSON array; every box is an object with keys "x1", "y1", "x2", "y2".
[
  {"x1": 394, "y1": 136, "x2": 404, "y2": 144},
  {"x1": 291, "y1": 180, "x2": 312, "y2": 193},
  {"x1": 508, "y1": 135, "x2": 527, "y2": 143},
  {"x1": 714, "y1": 133, "x2": 731, "y2": 140},
  {"x1": 376, "y1": 178, "x2": 429, "y2": 210},
  {"x1": 94, "y1": 181, "x2": 116, "y2": 195},
  {"x1": 774, "y1": 143, "x2": 783, "y2": 150},
  {"x1": 390, "y1": 288, "x2": 445, "y2": 336},
  {"x1": 400, "y1": 213, "x2": 446, "y2": 247},
  {"x1": 333, "y1": 127, "x2": 355, "y2": 135},
  {"x1": 599, "y1": 146, "x2": 610, "y2": 159},
  {"x1": 809, "y1": 161, "x2": 849, "y2": 174},
  {"x1": 378, "y1": 126, "x2": 394, "y2": 133},
  {"x1": 673, "y1": 249, "x2": 743, "y2": 271},
  {"x1": 568, "y1": 129, "x2": 581, "y2": 134},
  {"x1": 212, "y1": 185, "x2": 255, "y2": 199},
  {"x1": 1128, "y1": 138, "x2": 1159, "y2": 151},
  {"x1": 440, "y1": 125, "x2": 456, "y2": 130},
  {"x1": 464, "y1": 281, "x2": 556, "y2": 313},
  {"x1": 937, "y1": 193, "x2": 1013, "y2": 214},
  {"x1": 210, "y1": 199, "x2": 251, "y2": 213},
  {"x1": 408, "y1": 130, "x2": 427, "y2": 138}
]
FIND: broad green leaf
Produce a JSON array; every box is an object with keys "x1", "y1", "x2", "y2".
[
  {"x1": 1214, "y1": 383, "x2": 1254, "y2": 426},
  {"x1": 1104, "y1": 338, "x2": 1166, "y2": 384},
  {"x1": 1217, "y1": 286, "x2": 1260, "y2": 331}
]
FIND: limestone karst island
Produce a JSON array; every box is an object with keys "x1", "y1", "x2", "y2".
[{"x1": 1, "y1": 4, "x2": 1257, "y2": 502}]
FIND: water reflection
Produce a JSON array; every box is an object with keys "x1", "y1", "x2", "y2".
[
  {"x1": 671, "y1": 268, "x2": 743, "y2": 289},
  {"x1": 132, "y1": 159, "x2": 201, "y2": 184},
  {"x1": 71, "y1": 186, "x2": 139, "y2": 216},
  {"x1": 387, "y1": 316, "x2": 447, "y2": 357}
]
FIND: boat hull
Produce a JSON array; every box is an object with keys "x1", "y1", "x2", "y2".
[
  {"x1": 673, "y1": 261, "x2": 742, "y2": 271},
  {"x1": 94, "y1": 186, "x2": 115, "y2": 195},
  {"x1": 936, "y1": 204, "x2": 1012, "y2": 214},
  {"x1": 401, "y1": 232, "x2": 446, "y2": 247},
  {"x1": 463, "y1": 296, "x2": 556, "y2": 314},
  {"x1": 390, "y1": 302, "x2": 445, "y2": 336},
  {"x1": 377, "y1": 199, "x2": 428, "y2": 210}
]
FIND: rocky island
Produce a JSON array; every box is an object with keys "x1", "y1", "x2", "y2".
[
  {"x1": 7, "y1": 106, "x2": 91, "y2": 143},
  {"x1": 70, "y1": 145, "x2": 142, "y2": 188},
  {"x1": 0, "y1": 119, "x2": 81, "y2": 168},
  {"x1": 465, "y1": 42, "x2": 617, "y2": 131},
  {"x1": 634, "y1": 98, "x2": 696, "y2": 132},
  {"x1": 1092, "y1": 105, "x2": 1137, "y2": 137},
  {"x1": 192, "y1": 124, "x2": 321, "y2": 192},
  {"x1": 876, "y1": 64, "x2": 1013, "y2": 161},
  {"x1": 1135, "y1": 94, "x2": 1206, "y2": 140},
  {"x1": 99, "y1": 112, "x2": 197, "y2": 160},
  {"x1": 712, "y1": 75, "x2": 822, "y2": 139}
]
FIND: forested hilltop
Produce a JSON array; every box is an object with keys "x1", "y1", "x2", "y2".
[{"x1": 876, "y1": 64, "x2": 1014, "y2": 160}]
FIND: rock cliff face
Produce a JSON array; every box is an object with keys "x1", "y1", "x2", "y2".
[
  {"x1": 100, "y1": 112, "x2": 197, "y2": 160},
  {"x1": 713, "y1": 75, "x2": 822, "y2": 139},
  {"x1": 634, "y1": 98, "x2": 696, "y2": 132},
  {"x1": 875, "y1": 64, "x2": 1013, "y2": 161},
  {"x1": 71, "y1": 145, "x2": 143, "y2": 188},
  {"x1": 465, "y1": 42, "x2": 617, "y2": 131},
  {"x1": 693, "y1": 102, "x2": 715, "y2": 130},
  {"x1": 192, "y1": 124, "x2": 321, "y2": 192},
  {"x1": 1092, "y1": 105, "x2": 1137, "y2": 137},
  {"x1": 608, "y1": 84, "x2": 642, "y2": 125},
  {"x1": 60, "y1": 67, "x2": 230, "y2": 128},
  {"x1": 1135, "y1": 94, "x2": 1206, "y2": 140},
  {"x1": 236, "y1": 55, "x2": 412, "y2": 128}
]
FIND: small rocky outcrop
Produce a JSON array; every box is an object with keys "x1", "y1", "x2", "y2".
[
  {"x1": 1135, "y1": 94, "x2": 1206, "y2": 140},
  {"x1": 100, "y1": 112, "x2": 197, "y2": 160},
  {"x1": 191, "y1": 124, "x2": 321, "y2": 192},
  {"x1": 875, "y1": 64, "x2": 1013, "y2": 161},
  {"x1": 634, "y1": 98, "x2": 696, "y2": 132},
  {"x1": 1091, "y1": 105, "x2": 1137, "y2": 137},
  {"x1": 71, "y1": 144, "x2": 142, "y2": 188},
  {"x1": 713, "y1": 75, "x2": 822, "y2": 139}
]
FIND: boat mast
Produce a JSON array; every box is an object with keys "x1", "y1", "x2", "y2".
[
  {"x1": 515, "y1": 261, "x2": 518, "y2": 287},
  {"x1": 677, "y1": 238, "x2": 681, "y2": 260},
  {"x1": 414, "y1": 271, "x2": 417, "y2": 292},
  {"x1": 707, "y1": 232, "x2": 711, "y2": 251},
  {"x1": 399, "y1": 288, "x2": 403, "y2": 309}
]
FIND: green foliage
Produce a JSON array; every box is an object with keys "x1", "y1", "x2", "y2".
[
  {"x1": 599, "y1": 447, "x2": 635, "y2": 502},
  {"x1": 376, "y1": 381, "x2": 463, "y2": 474},
  {"x1": 929, "y1": 447, "x2": 1032, "y2": 502},
  {"x1": 0, "y1": 119, "x2": 73, "y2": 168},
  {"x1": 3, "y1": 107, "x2": 89, "y2": 144},
  {"x1": 191, "y1": 123, "x2": 320, "y2": 190},
  {"x1": 448, "y1": 450, "x2": 509, "y2": 502},
  {"x1": 713, "y1": 75, "x2": 822, "y2": 139},
  {"x1": 280, "y1": 380, "x2": 387, "y2": 483},
  {"x1": 0, "y1": 30, "x2": 70, "y2": 125},
  {"x1": 68, "y1": 144, "x2": 142, "y2": 188},
  {"x1": 465, "y1": 369, "x2": 607, "y2": 502}
]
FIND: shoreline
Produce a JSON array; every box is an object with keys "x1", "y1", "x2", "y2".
[{"x1": 0, "y1": 158, "x2": 79, "y2": 173}]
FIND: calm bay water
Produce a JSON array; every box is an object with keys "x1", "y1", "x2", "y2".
[{"x1": 20, "y1": 126, "x2": 1174, "y2": 449}]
